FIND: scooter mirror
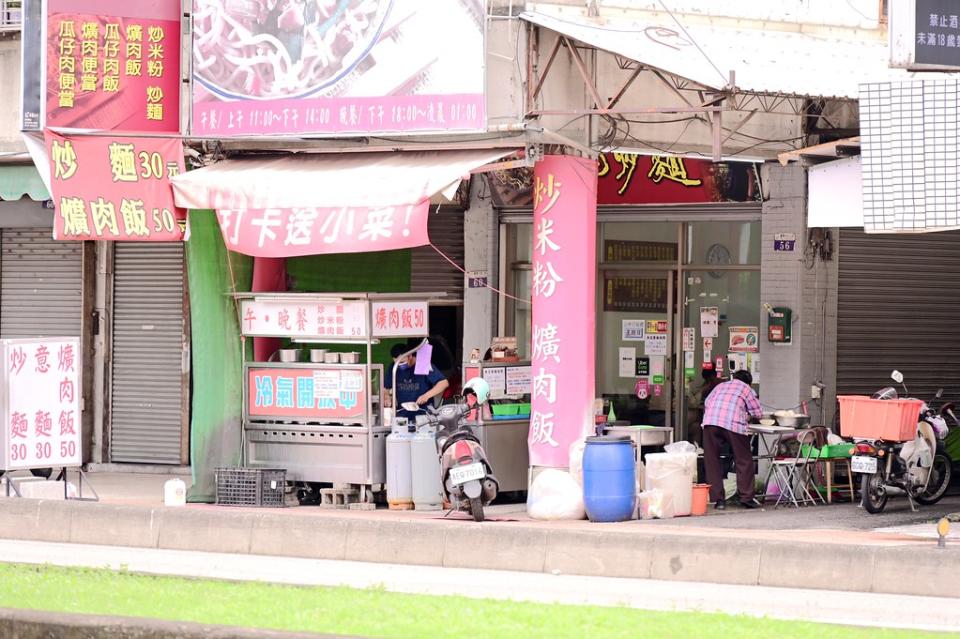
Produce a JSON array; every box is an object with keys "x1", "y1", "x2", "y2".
[
  {"x1": 891, "y1": 370, "x2": 904, "y2": 384},
  {"x1": 401, "y1": 402, "x2": 420, "y2": 412},
  {"x1": 937, "y1": 388, "x2": 944, "y2": 399}
]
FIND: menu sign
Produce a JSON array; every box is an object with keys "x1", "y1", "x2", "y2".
[
  {"x1": 240, "y1": 299, "x2": 367, "y2": 339},
  {"x1": 604, "y1": 275, "x2": 668, "y2": 312},
  {"x1": 371, "y1": 301, "x2": 429, "y2": 338},
  {"x1": 2, "y1": 338, "x2": 81, "y2": 471}
]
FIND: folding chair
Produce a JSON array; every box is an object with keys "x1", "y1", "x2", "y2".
[{"x1": 768, "y1": 428, "x2": 827, "y2": 507}]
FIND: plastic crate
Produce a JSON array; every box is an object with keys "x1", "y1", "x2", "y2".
[
  {"x1": 819, "y1": 443, "x2": 854, "y2": 458},
  {"x1": 838, "y1": 396, "x2": 922, "y2": 442},
  {"x1": 215, "y1": 467, "x2": 286, "y2": 507}
]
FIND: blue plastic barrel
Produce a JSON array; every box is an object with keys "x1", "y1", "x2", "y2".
[{"x1": 583, "y1": 435, "x2": 636, "y2": 522}]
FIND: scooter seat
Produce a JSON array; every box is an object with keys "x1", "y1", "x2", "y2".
[{"x1": 440, "y1": 430, "x2": 481, "y2": 455}]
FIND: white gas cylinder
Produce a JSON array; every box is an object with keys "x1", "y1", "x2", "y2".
[
  {"x1": 386, "y1": 420, "x2": 414, "y2": 510},
  {"x1": 411, "y1": 427, "x2": 443, "y2": 511}
]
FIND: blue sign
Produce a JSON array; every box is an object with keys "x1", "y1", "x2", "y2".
[{"x1": 773, "y1": 239, "x2": 796, "y2": 252}]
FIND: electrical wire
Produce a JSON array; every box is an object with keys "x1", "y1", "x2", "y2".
[{"x1": 429, "y1": 242, "x2": 530, "y2": 305}]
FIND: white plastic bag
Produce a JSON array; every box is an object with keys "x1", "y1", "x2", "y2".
[
  {"x1": 664, "y1": 440, "x2": 697, "y2": 455},
  {"x1": 637, "y1": 489, "x2": 675, "y2": 519},
  {"x1": 568, "y1": 438, "x2": 586, "y2": 486},
  {"x1": 527, "y1": 468, "x2": 586, "y2": 520}
]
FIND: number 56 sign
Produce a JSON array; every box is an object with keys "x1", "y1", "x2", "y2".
[{"x1": 1, "y1": 338, "x2": 81, "y2": 471}]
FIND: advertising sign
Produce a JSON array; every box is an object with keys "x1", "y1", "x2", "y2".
[
  {"x1": 371, "y1": 300, "x2": 428, "y2": 338},
  {"x1": 21, "y1": 0, "x2": 44, "y2": 130},
  {"x1": 44, "y1": 131, "x2": 186, "y2": 241},
  {"x1": 191, "y1": 0, "x2": 486, "y2": 137},
  {"x1": 240, "y1": 299, "x2": 367, "y2": 339},
  {"x1": 529, "y1": 156, "x2": 598, "y2": 468},
  {"x1": 2, "y1": 338, "x2": 82, "y2": 471},
  {"x1": 45, "y1": 0, "x2": 181, "y2": 132},
  {"x1": 890, "y1": 0, "x2": 960, "y2": 70},
  {"x1": 247, "y1": 366, "x2": 366, "y2": 423},
  {"x1": 728, "y1": 326, "x2": 760, "y2": 353},
  {"x1": 216, "y1": 202, "x2": 430, "y2": 258}
]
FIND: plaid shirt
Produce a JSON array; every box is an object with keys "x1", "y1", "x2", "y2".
[{"x1": 702, "y1": 379, "x2": 762, "y2": 435}]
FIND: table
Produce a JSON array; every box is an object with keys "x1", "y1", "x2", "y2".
[{"x1": 748, "y1": 424, "x2": 798, "y2": 498}]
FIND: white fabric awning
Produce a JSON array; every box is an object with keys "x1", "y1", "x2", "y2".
[
  {"x1": 170, "y1": 149, "x2": 512, "y2": 211},
  {"x1": 521, "y1": 7, "x2": 946, "y2": 100},
  {"x1": 808, "y1": 156, "x2": 863, "y2": 228}
]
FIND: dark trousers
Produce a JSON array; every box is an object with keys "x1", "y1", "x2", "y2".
[{"x1": 703, "y1": 425, "x2": 755, "y2": 503}]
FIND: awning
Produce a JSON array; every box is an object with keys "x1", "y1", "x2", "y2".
[
  {"x1": 808, "y1": 156, "x2": 863, "y2": 228},
  {"x1": 521, "y1": 7, "x2": 944, "y2": 100},
  {"x1": 170, "y1": 148, "x2": 512, "y2": 257},
  {"x1": 0, "y1": 164, "x2": 50, "y2": 201}
]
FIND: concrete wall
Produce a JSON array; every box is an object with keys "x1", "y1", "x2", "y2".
[
  {"x1": 760, "y1": 163, "x2": 838, "y2": 425},
  {"x1": 461, "y1": 177, "x2": 499, "y2": 358},
  {"x1": 0, "y1": 36, "x2": 24, "y2": 153}
]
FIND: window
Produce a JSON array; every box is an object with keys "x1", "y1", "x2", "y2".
[{"x1": 1, "y1": 1, "x2": 22, "y2": 30}]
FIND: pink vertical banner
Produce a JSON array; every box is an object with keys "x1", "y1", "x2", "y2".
[{"x1": 529, "y1": 156, "x2": 598, "y2": 467}]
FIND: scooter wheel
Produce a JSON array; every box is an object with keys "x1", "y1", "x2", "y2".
[
  {"x1": 915, "y1": 453, "x2": 952, "y2": 505},
  {"x1": 861, "y1": 472, "x2": 887, "y2": 514},
  {"x1": 469, "y1": 497, "x2": 485, "y2": 522}
]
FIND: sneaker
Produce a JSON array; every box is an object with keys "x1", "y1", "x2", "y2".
[
  {"x1": 714, "y1": 500, "x2": 726, "y2": 510},
  {"x1": 739, "y1": 498, "x2": 763, "y2": 509}
]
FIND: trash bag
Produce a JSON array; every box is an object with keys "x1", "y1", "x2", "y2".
[
  {"x1": 637, "y1": 489, "x2": 675, "y2": 519},
  {"x1": 664, "y1": 440, "x2": 697, "y2": 455},
  {"x1": 527, "y1": 468, "x2": 586, "y2": 520},
  {"x1": 568, "y1": 438, "x2": 586, "y2": 486}
]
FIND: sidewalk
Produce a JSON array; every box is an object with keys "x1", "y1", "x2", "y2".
[{"x1": 2, "y1": 470, "x2": 959, "y2": 598}]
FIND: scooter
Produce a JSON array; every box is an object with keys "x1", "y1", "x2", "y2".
[
  {"x1": 401, "y1": 378, "x2": 498, "y2": 522},
  {"x1": 853, "y1": 370, "x2": 953, "y2": 514}
]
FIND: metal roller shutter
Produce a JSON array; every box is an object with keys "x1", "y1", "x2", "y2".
[
  {"x1": 110, "y1": 242, "x2": 185, "y2": 464},
  {"x1": 412, "y1": 208, "x2": 464, "y2": 301},
  {"x1": 837, "y1": 229, "x2": 960, "y2": 401},
  {"x1": 0, "y1": 228, "x2": 82, "y2": 338}
]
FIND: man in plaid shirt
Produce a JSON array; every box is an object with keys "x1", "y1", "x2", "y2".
[{"x1": 702, "y1": 369, "x2": 763, "y2": 510}]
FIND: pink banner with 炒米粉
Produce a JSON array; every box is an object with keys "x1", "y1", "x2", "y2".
[
  {"x1": 529, "y1": 156, "x2": 598, "y2": 468},
  {"x1": 190, "y1": 0, "x2": 486, "y2": 136},
  {"x1": 215, "y1": 201, "x2": 431, "y2": 257}
]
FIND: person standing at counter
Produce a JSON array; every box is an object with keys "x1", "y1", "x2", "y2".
[
  {"x1": 385, "y1": 345, "x2": 449, "y2": 419},
  {"x1": 702, "y1": 369, "x2": 763, "y2": 510}
]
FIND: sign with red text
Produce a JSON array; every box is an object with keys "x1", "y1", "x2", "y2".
[
  {"x1": 371, "y1": 301, "x2": 429, "y2": 338},
  {"x1": 2, "y1": 338, "x2": 81, "y2": 471},
  {"x1": 246, "y1": 365, "x2": 366, "y2": 424},
  {"x1": 191, "y1": 0, "x2": 485, "y2": 137},
  {"x1": 45, "y1": 131, "x2": 186, "y2": 241},
  {"x1": 240, "y1": 299, "x2": 368, "y2": 339},
  {"x1": 529, "y1": 156, "x2": 598, "y2": 468},
  {"x1": 216, "y1": 202, "x2": 430, "y2": 258},
  {"x1": 45, "y1": 0, "x2": 180, "y2": 132}
]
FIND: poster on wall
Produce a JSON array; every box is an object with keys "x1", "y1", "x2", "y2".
[
  {"x1": 2, "y1": 338, "x2": 82, "y2": 471},
  {"x1": 682, "y1": 327, "x2": 696, "y2": 352},
  {"x1": 700, "y1": 307, "x2": 719, "y2": 338},
  {"x1": 618, "y1": 347, "x2": 636, "y2": 378},
  {"x1": 728, "y1": 326, "x2": 759, "y2": 353},
  {"x1": 191, "y1": 0, "x2": 486, "y2": 136},
  {"x1": 644, "y1": 333, "x2": 668, "y2": 356},
  {"x1": 44, "y1": 131, "x2": 186, "y2": 241},
  {"x1": 45, "y1": 0, "x2": 181, "y2": 132},
  {"x1": 622, "y1": 319, "x2": 645, "y2": 341}
]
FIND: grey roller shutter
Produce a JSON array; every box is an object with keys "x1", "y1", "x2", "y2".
[
  {"x1": 0, "y1": 228, "x2": 82, "y2": 338},
  {"x1": 109, "y1": 242, "x2": 185, "y2": 464},
  {"x1": 837, "y1": 229, "x2": 960, "y2": 401},
  {"x1": 412, "y1": 208, "x2": 464, "y2": 301}
]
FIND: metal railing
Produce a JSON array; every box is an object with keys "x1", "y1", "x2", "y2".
[{"x1": 0, "y1": 0, "x2": 22, "y2": 31}]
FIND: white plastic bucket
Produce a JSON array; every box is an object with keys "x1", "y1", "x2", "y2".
[
  {"x1": 644, "y1": 452, "x2": 697, "y2": 516},
  {"x1": 164, "y1": 478, "x2": 186, "y2": 507}
]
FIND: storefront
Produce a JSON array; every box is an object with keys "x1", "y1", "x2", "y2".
[{"x1": 491, "y1": 154, "x2": 762, "y2": 441}]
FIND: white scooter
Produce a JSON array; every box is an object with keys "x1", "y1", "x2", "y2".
[{"x1": 853, "y1": 371, "x2": 953, "y2": 514}]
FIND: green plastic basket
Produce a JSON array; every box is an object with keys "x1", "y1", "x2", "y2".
[
  {"x1": 819, "y1": 443, "x2": 854, "y2": 458},
  {"x1": 491, "y1": 403, "x2": 519, "y2": 416}
]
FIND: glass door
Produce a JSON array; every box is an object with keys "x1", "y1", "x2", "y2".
[{"x1": 596, "y1": 268, "x2": 676, "y2": 429}]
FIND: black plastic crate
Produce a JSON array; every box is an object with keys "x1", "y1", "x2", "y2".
[{"x1": 215, "y1": 467, "x2": 285, "y2": 507}]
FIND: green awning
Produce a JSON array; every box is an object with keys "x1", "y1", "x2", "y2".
[{"x1": 0, "y1": 164, "x2": 50, "y2": 201}]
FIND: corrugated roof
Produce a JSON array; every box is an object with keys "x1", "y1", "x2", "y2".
[{"x1": 521, "y1": 7, "x2": 950, "y2": 100}]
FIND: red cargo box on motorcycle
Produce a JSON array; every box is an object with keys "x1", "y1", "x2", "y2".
[{"x1": 838, "y1": 396, "x2": 923, "y2": 441}]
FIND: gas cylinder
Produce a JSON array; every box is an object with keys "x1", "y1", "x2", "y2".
[
  {"x1": 386, "y1": 418, "x2": 414, "y2": 510},
  {"x1": 411, "y1": 426, "x2": 443, "y2": 511}
]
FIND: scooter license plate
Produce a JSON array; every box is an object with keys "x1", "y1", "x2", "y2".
[
  {"x1": 851, "y1": 455, "x2": 878, "y2": 474},
  {"x1": 450, "y1": 462, "x2": 485, "y2": 486}
]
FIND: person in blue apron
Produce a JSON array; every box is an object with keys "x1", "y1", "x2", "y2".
[{"x1": 385, "y1": 345, "x2": 449, "y2": 419}]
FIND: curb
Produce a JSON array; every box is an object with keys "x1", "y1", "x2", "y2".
[
  {"x1": 0, "y1": 607, "x2": 351, "y2": 638},
  {"x1": 2, "y1": 498, "x2": 958, "y2": 597}
]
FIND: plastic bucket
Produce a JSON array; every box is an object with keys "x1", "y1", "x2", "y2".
[
  {"x1": 582, "y1": 435, "x2": 636, "y2": 523},
  {"x1": 644, "y1": 452, "x2": 697, "y2": 516},
  {"x1": 691, "y1": 483, "x2": 710, "y2": 516}
]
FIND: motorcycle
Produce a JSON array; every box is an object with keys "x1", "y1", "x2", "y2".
[
  {"x1": 853, "y1": 370, "x2": 954, "y2": 514},
  {"x1": 402, "y1": 378, "x2": 498, "y2": 522}
]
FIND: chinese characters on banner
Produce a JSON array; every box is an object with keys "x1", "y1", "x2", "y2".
[
  {"x1": 216, "y1": 201, "x2": 431, "y2": 257},
  {"x1": 371, "y1": 301, "x2": 428, "y2": 338},
  {"x1": 595, "y1": 153, "x2": 760, "y2": 205},
  {"x1": 529, "y1": 156, "x2": 598, "y2": 468},
  {"x1": 45, "y1": 0, "x2": 180, "y2": 132},
  {"x1": 44, "y1": 131, "x2": 186, "y2": 241},
  {"x1": 240, "y1": 299, "x2": 368, "y2": 339},
  {"x1": 191, "y1": 0, "x2": 484, "y2": 136},
  {"x1": 3, "y1": 338, "x2": 81, "y2": 471},
  {"x1": 247, "y1": 367, "x2": 366, "y2": 422}
]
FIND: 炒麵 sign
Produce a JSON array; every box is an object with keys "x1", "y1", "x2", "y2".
[
  {"x1": 1, "y1": 338, "x2": 81, "y2": 471},
  {"x1": 44, "y1": 131, "x2": 186, "y2": 241},
  {"x1": 45, "y1": 0, "x2": 181, "y2": 132}
]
